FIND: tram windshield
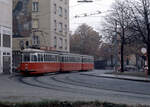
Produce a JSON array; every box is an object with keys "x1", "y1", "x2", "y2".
[{"x1": 23, "y1": 53, "x2": 30, "y2": 62}]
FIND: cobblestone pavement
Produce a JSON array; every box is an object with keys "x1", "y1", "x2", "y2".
[{"x1": 0, "y1": 70, "x2": 150, "y2": 105}]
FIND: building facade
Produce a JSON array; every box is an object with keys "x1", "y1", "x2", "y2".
[
  {"x1": 13, "y1": 0, "x2": 70, "y2": 52},
  {"x1": 0, "y1": 0, "x2": 12, "y2": 74}
]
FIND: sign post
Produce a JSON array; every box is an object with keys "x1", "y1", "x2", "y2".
[{"x1": 141, "y1": 48, "x2": 148, "y2": 76}]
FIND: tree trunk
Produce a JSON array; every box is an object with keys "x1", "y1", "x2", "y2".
[
  {"x1": 121, "y1": 40, "x2": 124, "y2": 72},
  {"x1": 147, "y1": 44, "x2": 150, "y2": 75},
  {"x1": 120, "y1": 27, "x2": 125, "y2": 73}
]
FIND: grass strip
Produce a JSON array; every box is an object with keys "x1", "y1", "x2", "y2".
[{"x1": 0, "y1": 100, "x2": 149, "y2": 107}]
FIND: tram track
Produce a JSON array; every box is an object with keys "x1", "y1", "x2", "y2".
[
  {"x1": 9, "y1": 72, "x2": 150, "y2": 99},
  {"x1": 9, "y1": 73, "x2": 116, "y2": 97},
  {"x1": 50, "y1": 73, "x2": 150, "y2": 97},
  {"x1": 10, "y1": 74, "x2": 100, "y2": 97},
  {"x1": 33, "y1": 75, "x2": 107, "y2": 97}
]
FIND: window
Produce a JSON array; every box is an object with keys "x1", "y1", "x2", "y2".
[
  {"x1": 64, "y1": 24, "x2": 67, "y2": 34},
  {"x1": 19, "y1": 40, "x2": 24, "y2": 50},
  {"x1": 58, "y1": 6, "x2": 63, "y2": 16},
  {"x1": 26, "y1": 41, "x2": 29, "y2": 47},
  {"x1": 65, "y1": 39, "x2": 67, "y2": 50},
  {"x1": 32, "y1": 2, "x2": 39, "y2": 12},
  {"x1": 65, "y1": 9, "x2": 67, "y2": 19},
  {"x1": 59, "y1": 38, "x2": 63, "y2": 49},
  {"x1": 54, "y1": 36, "x2": 57, "y2": 48},
  {"x1": 54, "y1": 20, "x2": 57, "y2": 31},
  {"x1": 3, "y1": 34, "x2": 11, "y2": 48},
  {"x1": 64, "y1": 0, "x2": 67, "y2": 4},
  {"x1": 32, "y1": 19, "x2": 39, "y2": 29},
  {"x1": 0, "y1": 33, "x2": 1, "y2": 47},
  {"x1": 54, "y1": 4, "x2": 57, "y2": 14},
  {"x1": 58, "y1": 22, "x2": 63, "y2": 32},
  {"x1": 23, "y1": 54, "x2": 30, "y2": 62},
  {"x1": 32, "y1": 35, "x2": 40, "y2": 45}
]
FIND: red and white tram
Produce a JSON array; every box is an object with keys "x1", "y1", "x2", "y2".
[{"x1": 17, "y1": 49, "x2": 94, "y2": 75}]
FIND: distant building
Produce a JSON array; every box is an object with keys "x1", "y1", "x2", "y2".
[
  {"x1": 13, "y1": 0, "x2": 70, "y2": 52},
  {"x1": 0, "y1": 0, "x2": 12, "y2": 74}
]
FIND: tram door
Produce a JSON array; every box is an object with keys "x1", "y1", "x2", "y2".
[{"x1": 3, "y1": 56, "x2": 11, "y2": 74}]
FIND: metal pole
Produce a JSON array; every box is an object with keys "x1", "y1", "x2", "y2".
[{"x1": 114, "y1": 21, "x2": 118, "y2": 71}]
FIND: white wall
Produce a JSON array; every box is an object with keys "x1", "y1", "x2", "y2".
[
  {"x1": 0, "y1": 0, "x2": 12, "y2": 73},
  {"x1": 0, "y1": 0, "x2": 12, "y2": 27}
]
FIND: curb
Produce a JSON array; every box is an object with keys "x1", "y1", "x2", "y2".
[{"x1": 81, "y1": 74, "x2": 150, "y2": 82}]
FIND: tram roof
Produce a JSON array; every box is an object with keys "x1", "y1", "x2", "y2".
[
  {"x1": 21, "y1": 48, "x2": 94, "y2": 58},
  {"x1": 22, "y1": 48, "x2": 45, "y2": 53}
]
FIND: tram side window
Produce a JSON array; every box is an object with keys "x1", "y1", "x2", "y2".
[
  {"x1": 46, "y1": 55, "x2": 49, "y2": 61},
  {"x1": 56, "y1": 56, "x2": 59, "y2": 62},
  {"x1": 31, "y1": 54, "x2": 38, "y2": 62},
  {"x1": 76, "y1": 57, "x2": 81, "y2": 62},
  {"x1": 64, "y1": 57, "x2": 66, "y2": 62},
  {"x1": 51, "y1": 55, "x2": 56, "y2": 61},
  {"x1": 83, "y1": 58, "x2": 88, "y2": 63},
  {"x1": 38, "y1": 54, "x2": 43, "y2": 62},
  {"x1": 38, "y1": 54, "x2": 41, "y2": 61},
  {"x1": 44, "y1": 54, "x2": 47, "y2": 61},
  {"x1": 61, "y1": 56, "x2": 64, "y2": 62},
  {"x1": 66, "y1": 57, "x2": 68, "y2": 62},
  {"x1": 47, "y1": 55, "x2": 50, "y2": 61},
  {"x1": 74, "y1": 57, "x2": 77, "y2": 62},
  {"x1": 41, "y1": 55, "x2": 44, "y2": 61},
  {"x1": 59, "y1": 56, "x2": 62, "y2": 62},
  {"x1": 23, "y1": 54, "x2": 30, "y2": 62},
  {"x1": 69, "y1": 57, "x2": 73, "y2": 62}
]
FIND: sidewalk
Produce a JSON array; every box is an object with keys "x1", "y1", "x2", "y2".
[{"x1": 81, "y1": 70, "x2": 150, "y2": 82}]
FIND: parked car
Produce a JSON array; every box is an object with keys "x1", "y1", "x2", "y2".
[
  {"x1": 124, "y1": 65, "x2": 137, "y2": 72},
  {"x1": 117, "y1": 65, "x2": 137, "y2": 72}
]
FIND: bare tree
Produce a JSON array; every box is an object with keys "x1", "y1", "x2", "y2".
[
  {"x1": 70, "y1": 24, "x2": 102, "y2": 59},
  {"x1": 103, "y1": 0, "x2": 133, "y2": 72},
  {"x1": 127, "y1": 0, "x2": 150, "y2": 74}
]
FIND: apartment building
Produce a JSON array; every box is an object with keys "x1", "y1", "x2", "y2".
[
  {"x1": 0, "y1": 0, "x2": 12, "y2": 74},
  {"x1": 13, "y1": 0, "x2": 70, "y2": 52}
]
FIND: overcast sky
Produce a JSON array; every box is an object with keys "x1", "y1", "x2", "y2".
[{"x1": 70, "y1": 0, "x2": 114, "y2": 32}]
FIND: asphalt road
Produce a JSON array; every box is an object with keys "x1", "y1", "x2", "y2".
[{"x1": 0, "y1": 70, "x2": 150, "y2": 105}]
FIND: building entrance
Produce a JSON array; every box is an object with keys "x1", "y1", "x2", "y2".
[{"x1": 3, "y1": 56, "x2": 11, "y2": 74}]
